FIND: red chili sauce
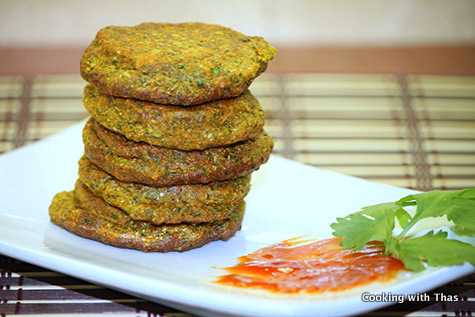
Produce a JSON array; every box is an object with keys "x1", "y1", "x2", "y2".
[{"x1": 215, "y1": 237, "x2": 405, "y2": 293}]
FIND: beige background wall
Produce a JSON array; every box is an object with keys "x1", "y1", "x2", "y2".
[{"x1": 1, "y1": 0, "x2": 475, "y2": 47}]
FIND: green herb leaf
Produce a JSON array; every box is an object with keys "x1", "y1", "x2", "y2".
[
  {"x1": 452, "y1": 225, "x2": 475, "y2": 237},
  {"x1": 396, "y1": 230, "x2": 475, "y2": 271},
  {"x1": 397, "y1": 189, "x2": 475, "y2": 233},
  {"x1": 395, "y1": 208, "x2": 412, "y2": 228},
  {"x1": 331, "y1": 202, "x2": 403, "y2": 251},
  {"x1": 331, "y1": 188, "x2": 475, "y2": 271}
]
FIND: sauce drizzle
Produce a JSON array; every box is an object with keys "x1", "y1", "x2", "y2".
[{"x1": 215, "y1": 237, "x2": 405, "y2": 293}]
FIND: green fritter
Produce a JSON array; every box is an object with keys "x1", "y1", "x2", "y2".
[
  {"x1": 80, "y1": 22, "x2": 276, "y2": 105},
  {"x1": 48, "y1": 181, "x2": 245, "y2": 253},
  {"x1": 83, "y1": 118, "x2": 274, "y2": 186},
  {"x1": 83, "y1": 85, "x2": 264, "y2": 150},
  {"x1": 78, "y1": 155, "x2": 250, "y2": 225}
]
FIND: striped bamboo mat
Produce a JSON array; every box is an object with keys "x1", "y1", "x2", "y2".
[
  {"x1": 1, "y1": 73, "x2": 474, "y2": 316},
  {"x1": 1, "y1": 73, "x2": 474, "y2": 190}
]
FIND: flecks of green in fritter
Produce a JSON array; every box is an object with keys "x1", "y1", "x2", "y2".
[
  {"x1": 80, "y1": 22, "x2": 276, "y2": 105},
  {"x1": 82, "y1": 84, "x2": 264, "y2": 150},
  {"x1": 78, "y1": 155, "x2": 250, "y2": 225},
  {"x1": 48, "y1": 182, "x2": 245, "y2": 252},
  {"x1": 82, "y1": 118, "x2": 274, "y2": 186}
]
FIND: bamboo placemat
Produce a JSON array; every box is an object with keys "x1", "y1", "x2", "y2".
[{"x1": 1, "y1": 73, "x2": 474, "y2": 316}]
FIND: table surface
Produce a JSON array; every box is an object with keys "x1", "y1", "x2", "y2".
[{"x1": 1, "y1": 72, "x2": 475, "y2": 316}]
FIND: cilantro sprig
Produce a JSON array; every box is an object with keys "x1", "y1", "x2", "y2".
[{"x1": 331, "y1": 188, "x2": 475, "y2": 271}]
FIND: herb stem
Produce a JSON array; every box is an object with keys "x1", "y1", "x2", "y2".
[{"x1": 396, "y1": 219, "x2": 417, "y2": 241}]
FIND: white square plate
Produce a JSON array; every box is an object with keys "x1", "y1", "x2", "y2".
[{"x1": 0, "y1": 120, "x2": 473, "y2": 317}]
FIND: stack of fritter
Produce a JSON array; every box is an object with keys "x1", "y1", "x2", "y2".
[{"x1": 49, "y1": 22, "x2": 276, "y2": 252}]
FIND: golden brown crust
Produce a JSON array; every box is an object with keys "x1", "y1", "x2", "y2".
[
  {"x1": 78, "y1": 155, "x2": 250, "y2": 225},
  {"x1": 48, "y1": 181, "x2": 245, "y2": 253},
  {"x1": 83, "y1": 118, "x2": 274, "y2": 186},
  {"x1": 80, "y1": 22, "x2": 275, "y2": 105},
  {"x1": 82, "y1": 85, "x2": 264, "y2": 150}
]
